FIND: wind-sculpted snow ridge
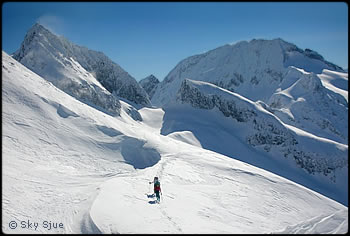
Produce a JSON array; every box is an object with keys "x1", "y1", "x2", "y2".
[
  {"x1": 177, "y1": 79, "x2": 348, "y2": 200},
  {"x1": 274, "y1": 209, "x2": 348, "y2": 234},
  {"x1": 139, "y1": 74, "x2": 160, "y2": 99},
  {"x1": 12, "y1": 23, "x2": 150, "y2": 111},
  {"x1": 268, "y1": 67, "x2": 348, "y2": 144},
  {"x1": 318, "y1": 69, "x2": 348, "y2": 103}
]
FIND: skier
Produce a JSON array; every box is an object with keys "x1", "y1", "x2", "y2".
[{"x1": 149, "y1": 176, "x2": 161, "y2": 202}]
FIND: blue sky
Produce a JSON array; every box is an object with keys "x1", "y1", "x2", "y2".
[{"x1": 2, "y1": 2, "x2": 348, "y2": 81}]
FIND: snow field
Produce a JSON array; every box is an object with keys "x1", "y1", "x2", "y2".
[
  {"x1": 275, "y1": 209, "x2": 348, "y2": 234},
  {"x1": 90, "y1": 145, "x2": 347, "y2": 233}
]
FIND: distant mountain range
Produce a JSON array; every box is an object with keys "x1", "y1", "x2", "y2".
[{"x1": 152, "y1": 38, "x2": 344, "y2": 107}]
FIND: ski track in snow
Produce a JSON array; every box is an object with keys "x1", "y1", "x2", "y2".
[{"x1": 155, "y1": 156, "x2": 183, "y2": 233}]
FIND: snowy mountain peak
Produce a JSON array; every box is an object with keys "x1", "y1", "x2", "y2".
[
  {"x1": 139, "y1": 74, "x2": 160, "y2": 99},
  {"x1": 26, "y1": 22, "x2": 51, "y2": 35},
  {"x1": 140, "y1": 74, "x2": 159, "y2": 84},
  {"x1": 13, "y1": 23, "x2": 151, "y2": 108},
  {"x1": 28, "y1": 22, "x2": 47, "y2": 34}
]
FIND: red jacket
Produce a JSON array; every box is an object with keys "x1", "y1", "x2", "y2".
[{"x1": 154, "y1": 181, "x2": 161, "y2": 191}]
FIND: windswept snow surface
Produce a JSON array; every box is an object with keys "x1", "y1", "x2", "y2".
[
  {"x1": 91, "y1": 150, "x2": 347, "y2": 234},
  {"x1": 318, "y1": 69, "x2": 348, "y2": 103},
  {"x1": 2, "y1": 51, "x2": 347, "y2": 234},
  {"x1": 268, "y1": 67, "x2": 348, "y2": 144},
  {"x1": 274, "y1": 209, "x2": 348, "y2": 234}
]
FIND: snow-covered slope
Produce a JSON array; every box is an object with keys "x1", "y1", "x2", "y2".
[
  {"x1": 2, "y1": 50, "x2": 145, "y2": 233},
  {"x1": 139, "y1": 74, "x2": 159, "y2": 99},
  {"x1": 90, "y1": 152, "x2": 347, "y2": 234},
  {"x1": 318, "y1": 69, "x2": 348, "y2": 103},
  {"x1": 3, "y1": 51, "x2": 347, "y2": 233},
  {"x1": 168, "y1": 79, "x2": 348, "y2": 205},
  {"x1": 268, "y1": 67, "x2": 348, "y2": 144},
  {"x1": 12, "y1": 23, "x2": 150, "y2": 109},
  {"x1": 274, "y1": 209, "x2": 348, "y2": 234}
]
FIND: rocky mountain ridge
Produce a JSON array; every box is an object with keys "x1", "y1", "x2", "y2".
[{"x1": 13, "y1": 23, "x2": 150, "y2": 115}]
